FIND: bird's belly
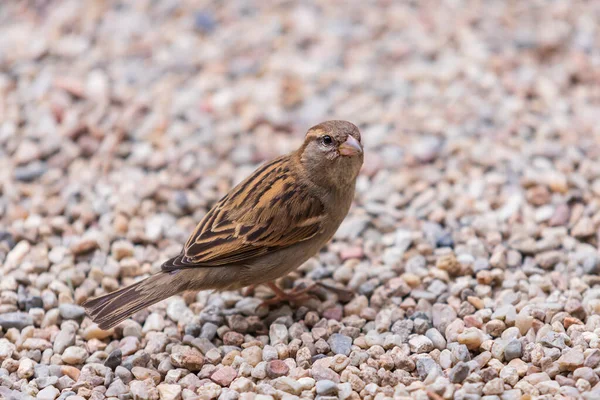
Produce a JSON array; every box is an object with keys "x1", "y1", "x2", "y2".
[{"x1": 240, "y1": 235, "x2": 330, "y2": 286}]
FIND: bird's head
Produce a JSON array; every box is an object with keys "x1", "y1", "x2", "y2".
[{"x1": 298, "y1": 120, "x2": 364, "y2": 189}]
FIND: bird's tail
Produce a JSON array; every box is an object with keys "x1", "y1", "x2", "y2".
[{"x1": 82, "y1": 271, "x2": 186, "y2": 330}]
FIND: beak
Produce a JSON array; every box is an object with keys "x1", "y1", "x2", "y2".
[{"x1": 338, "y1": 135, "x2": 363, "y2": 157}]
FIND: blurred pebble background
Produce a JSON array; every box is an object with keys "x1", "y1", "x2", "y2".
[{"x1": 1, "y1": 1, "x2": 600, "y2": 399}]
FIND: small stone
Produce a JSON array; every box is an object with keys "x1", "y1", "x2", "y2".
[
  {"x1": 111, "y1": 240, "x2": 135, "y2": 260},
  {"x1": 523, "y1": 372, "x2": 550, "y2": 385},
  {"x1": 425, "y1": 328, "x2": 447, "y2": 350},
  {"x1": 61, "y1": 366, "x2": 81, "y2": 381},
  {"x1": 82, "y1": 324, "x2": 114, "y2": 340},
  {"x1": 120, "y1": 336, "x2": 141, "y2": 356},
  {"x1": 130, "y1": 379, "x2": 158, "y2": 400},
  {"x1": 23, "y1": 338, "x2": 52, "y2": 351},
  {"x1": 70, "y1": 238, "x2": 99, "y2": 255},
  {"x1": 143, "y1": 314, "x2": 166, "y2": 333},
  {"x1": 449, "y1": 361, "x2": 470, "y2": 383},
  {"x1": 105, "y1": 349, "x2": 122, "y2": 369},
  {"x1": 485, "y1": 320, "x2": 506, "y2": 337},
  {"x1": 211, "y1": 366, "x2": 237, "y2": 386},
  {"x1": 106, "y1": 379, "x2": 129, "y2": 397},
  {"x1": 329, "y1": 334, "x2": 352, "y2": 356},
  {"x1": 416, "y1": 357, "x2": 442, "y2": 380},
  {"x1": 483, "y1": 378, "x2": 504, "y2": 395},
  {"x1": 515, "y1": 313, "x2": 533, "y2": 335},
  {"x1": 344, "y1": 295, "x2": 369, "y2": 316},
  {"x1": 316, "y1": 380, "x2": 338, "y2": 395},
  {"x1": 37, "y1": 385, "x2": 60, "y2": 400},
  {"x1": 132, "y1": 367, "x2": 161, "y2": 384},
  {"x1": 0, "y1": 312, "x2": 34, "y2": 330},
  {"x1": 439, "y1": 349, "x2": 453, "y2": 369},
  {"x1": 585, "y1": 350, "x2": 600, "y2": 368},
  {"x1": 54, "y1": 328, "x2": 76, "y2": 354},
  {"x1": 157, "y1": 383, "x2": 182, "y2": 400},
  {"x1": 266, "y1": 360, "x2": 289, "y2": 378},
  {"x1": 241, "y1": 346, "x2": 262, "y2": 366},
  {"x1": 61, "y1": 346, "x2": 88, "y2": 364},
  {"x1": 458, "y1": 328, "x2": 486, "y2": 350},
  {"x1": 432, "y1": 304, "x2": 457, "y2": 333},
  {"x1": 549, "y1": 204, "x2": 570, "y2": 226},
  {"x1": 230, "y1": 377, "x2": 255, "y2": 392},
  {"x1": 573, "y1": 367, "x2": 598, "y2": 386},
  {"x1": 201, "y1": 323, "x2": 218, "y2": 340},
  {"x1": 572, "y1": 218, "x2": 595, "y2": 238},
  {"x1": 323, "y1": 306, "x2": 343, "y2": 321},
  {"x1": 436, "y1": 253, "x2": 461, "y2": 276},
  {"x1": 557, "y1": 349, "x2": 584, "y2": 371},
  {"x1": 170, "y1": 346, "x2": 204, "y2": 371},
  {"x1": 18, "y1": 358, "x2": 35, "y2": 379},
  {"x1": 504, "y1": 340, "x2": 522, "y2": 361},
  {"x1": 500, "y1": 365, "x2": 519, "y2": 386},
  {"x1": 273, "y1": 376, "x2": 302, "y2": 395},
  {"x1": 262, "y1": 345, "x2": 278, "y2": 361},
  {"x1": 269, "y1": 324, "x2": 288, "y2": 345},
  {"x1": 538, "y1": 380, "x2": 560, "y2": 395},
  {"x1": 59, "y1": 304, "x2": 86, "y2": 320},
  {"x1": 409, "y1": 335, "x2": 434, "y2": 353}
]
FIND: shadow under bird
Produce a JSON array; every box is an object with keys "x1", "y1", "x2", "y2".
[{"x1": 83, "y1": 120, "x2": 364, "y2": 330}]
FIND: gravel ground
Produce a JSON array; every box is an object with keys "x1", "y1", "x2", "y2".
[{"x1": 1, "y1": 0, "x2": 600, "y2": 399}]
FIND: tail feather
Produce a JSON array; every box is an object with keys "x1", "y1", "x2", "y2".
[{"x1": 83, "y1": 272, "x2": 184, "y2": 330}]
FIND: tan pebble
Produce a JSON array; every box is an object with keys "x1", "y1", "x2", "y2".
[{"x1": 61, "y1": 365, "x2": 81, "y2": 380}]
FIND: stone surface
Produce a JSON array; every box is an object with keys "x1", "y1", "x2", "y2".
[{"x1": 0, "y1": 2, "x2": 598, "y2": 398}]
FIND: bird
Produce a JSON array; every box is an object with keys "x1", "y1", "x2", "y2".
[{"x1": 83, "y1": 120, "x2": 364, "y2": 330}]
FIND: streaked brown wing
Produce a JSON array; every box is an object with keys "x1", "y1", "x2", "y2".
[{"x1": 162, "y1": 156, "x2": 326, "y2": 271}]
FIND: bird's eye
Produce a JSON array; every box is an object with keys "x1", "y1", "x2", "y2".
[{"x1": 321, "y1": 135, "x2": 333, "y2": 146}]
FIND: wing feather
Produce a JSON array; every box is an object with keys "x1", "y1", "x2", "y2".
[{"x1": 162, "y1": 156, "x2": 325, "y2": 271}]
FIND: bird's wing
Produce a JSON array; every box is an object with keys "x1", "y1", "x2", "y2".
[{"x1": 162, "y1": 156, "x2": 326, "y2": 270}]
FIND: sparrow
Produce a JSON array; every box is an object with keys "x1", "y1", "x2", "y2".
[{"x1": 83, "y1": 120, "x2": 364, "y2": 329}]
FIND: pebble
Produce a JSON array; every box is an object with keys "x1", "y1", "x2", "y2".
[
  {"x1": 266, "y1": 360, "x2": 289, "y2": 378},
  {"x1": 170, "y1": 346, "x2": 204, "y2": 371},
  {"x1": 18, "y1": 358, "x2": 35, "y2": 379},
  {"x1": 104, "y1": 349, "x2": 122, "y2": 370},
  {"x1": 316, "y1": 380, "x2": 338, "y2": 395},
  {"x1": 37, "y1": 386, "x2": 60, "y2": 400},
  {"x1": 157, "y1": 383, "x2": 181, "y2": 400},
  {"x1": 130, "y1": 379, "x2": 158, "y2": 400},
  {"x1": 269, "y1": 324, "x2": 288, "y2": 345},
  {"x1": 449, "y1": 362, "x2": 470, "y2": 383},
  {"x1": 0, "y1": 312, "x2": 33, "y2": 330},
  {"x1": 211, "y1": 366, "x2": 237, "y2": 386},
  {"x1": 273, "y1": 377, "x2": 302, "y2": 395},
  {"x1": 58, "y1": 304, "x2": 86, "y2": 320},
  {"x1": 557, "y1": 349, "x2": 585, "y2": 371},
  {"x1": 328, "y1": 334, "x2": 352, "y2": 356},
  {"x1": 458, "y1": 328, "x2": 487, "y2": 350},
  {"x1": 504, "y1": 340, "x2": 522, "y2": 361},
  {"x1": 426, "y1": 328, "x2": 447, "y2": 350},
  {"x1": 409, "y1": 335, "x2": 434, "y2": 354},
  {"x1": 53, "y1": 328, "x2": 76, "y2": 354},
  {"x1": 61, "y1": 346, "x2": 88, "y2": 364}
]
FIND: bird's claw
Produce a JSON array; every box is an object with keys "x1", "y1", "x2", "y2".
[{"x1": 258, "y1": 282, "x2": 321, "y2": 308}]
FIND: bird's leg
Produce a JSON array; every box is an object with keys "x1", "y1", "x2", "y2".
[
  {"x1": 314, "y1": 282, "x2": 355, "y2": 302},
  {"x1": 260, "y1": 282, "x2": 317, "y2": 307},
  {"x1": 256, "y1": 281, "x2": 355, "y2": 308}
]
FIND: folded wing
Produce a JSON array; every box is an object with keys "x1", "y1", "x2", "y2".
[{"x1": 162, "y1": 156, "x2": 325, "y2": 270}]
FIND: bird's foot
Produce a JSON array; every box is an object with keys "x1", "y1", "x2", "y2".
[
  {"x1": 259, "y1": 282, "x2": 319, "y2": 308},
  {"x1": 313, "y1": 282, "x2": 355, "y2": 302}
]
